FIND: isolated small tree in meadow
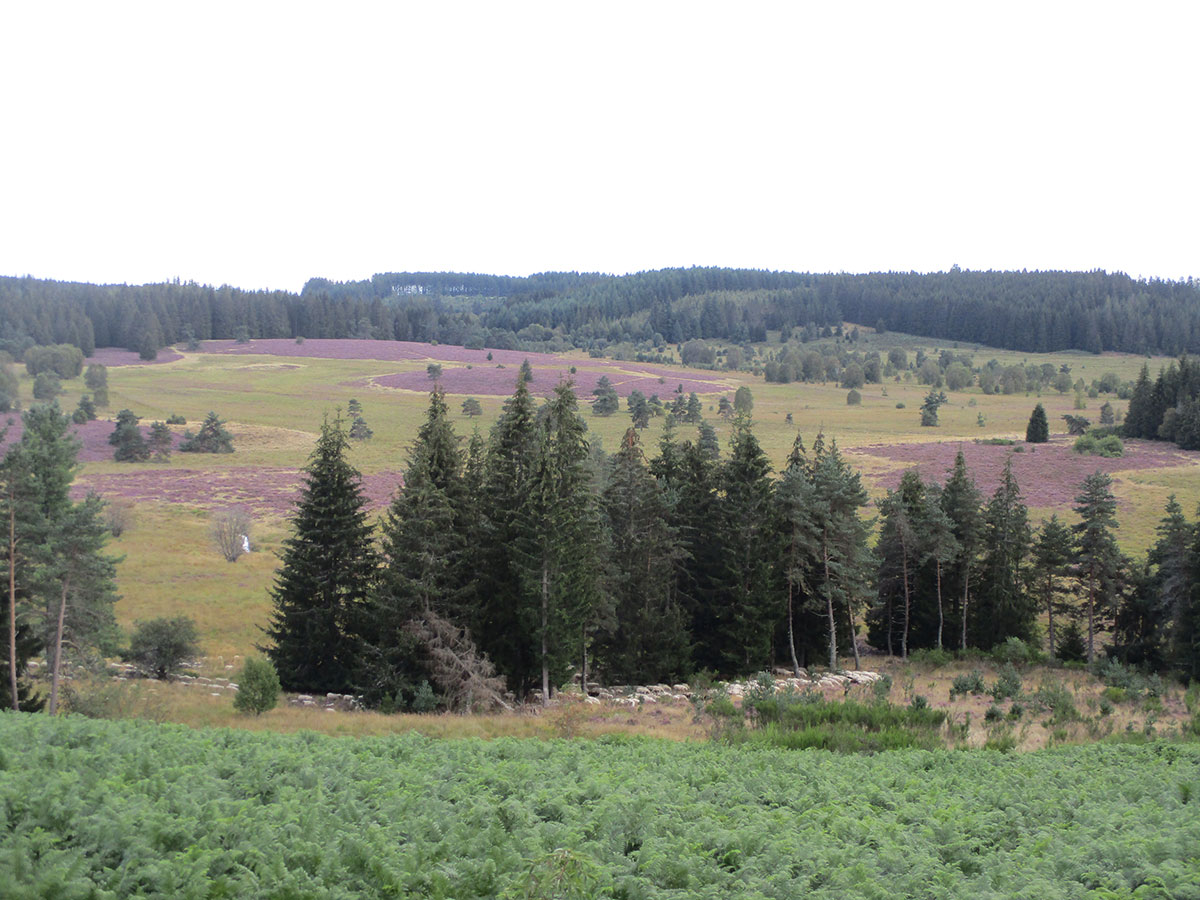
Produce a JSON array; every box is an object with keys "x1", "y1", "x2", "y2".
[
  {"x1": 212, "y1": 506, "x2": 252, "y2": 562},
  {"x1": 147, "y1": 421, "x2": 172, "y2": 461},
  {"x1": 628, "y1": 390, "x2": 650, "y2": 429},
  {"x1": 733, "y1": 385, "x2": 755, "y2": 417},
  {"x1": 349, "y1": 415, "x2": 373, "y2": 440},
  {"x1": 920, "y1": 390, "x2": 947, "y2": 427},
  {"x1": 717, "y1": 396, "x2": 734, "y2": 421},
  {"x1": 519, "y1": 359, "x2": 534, "y2": 383},
  {"x1": 179, "y1": 411, "x2": 234, "y2": 453},
  {"x1": 347, "y1": 398, "x2": 363, "y2": 417},
  {"x1": 1026, "y1": 403, "x2": 1049, "y2": 443},
  {"x1": 1100, "y1": 401, "x2": 1115, "y2": 426},
  {"x1": 109, "y1": 409, "x2": 150, "y2": 462},
  {"x1": 125, "y1": 616, "x2": 200, "y2": 679},
  {"x1": 426, "y1": 363, "x2": 443, "y2": 382},
  {"x1": 72, "y1": 394, "x2": 97, "y2": 424},
  {"x1": 104, "y1": 498, "x2": 135, "y2": 537},
  {"x1": 233, "y1": 657, "x2": 280, "y2": 715},
  {"x1": 461, "y1": 397, "x2": 483, "y2": 417},
  {"x1": 846, "y1": 389, "x2": 862, "y2": 406},
  {"x1": 590, "y1": 377, "x2": 619, "y2": 416}
]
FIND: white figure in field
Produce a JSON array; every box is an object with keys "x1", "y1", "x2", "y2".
[{"x1": 241, "y1": 534, "x2": 251, "y2": 554}]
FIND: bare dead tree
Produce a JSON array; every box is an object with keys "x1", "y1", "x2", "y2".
[
  {"x1": 103, "y1": 499, "x2": 135, "y2": 537},
  {"x1": 211, "y1": 507, "x2": 252, "y2": 562},
  {"x1": 406, "y1": 611, "x2": 511, "y2": 712}
]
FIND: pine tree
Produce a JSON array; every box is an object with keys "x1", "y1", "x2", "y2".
[
  {"x1": 809, "y1": 438, "x2": 873, "y2": 670},
  {"x1": 1072, "y1": 470, "x2": 1125, "y2": 664},
  {"x1": 972, "y1": 458, "x2": 1034, "y2": 649},
  {"x1": 1025, "y1": 403, "x2": 1049, "y2": 443},
  {"x1": 109, "y1": 409, "x2": 149, "y2": 462},
  {"x1": 920, "y1": 390, "x2": 947, "y2": 427},
  {"x1": 461, "y1": 397, "x2": 483, "y2": 417},
  {"x1": 920, "y1": 484, "x2": 959, "y2": 651},
  {"x1": 776, "y1": 435, "x2": 817, "y2": 674},
  {"x1": 263, "y1": 416, "x2": 379, "y2": 694},
  {"x1": 597, "y1": 428, "x2": 688, "y2": 683},
  {"x1": 627, "y1": 390, "x2": 649, "y2": 429},
  {"x1": 940, "y1": 453, "x2": 979, "y2": 652},
  {"x1": 1124, "y1": 363, "x2": 1155, "y2": 438},
  {"x1": 147, "y1": 421, "x2": 172, "y2": 461},
  {"x1": 72, "y1": 394, "x2": 97, "y2": 424},
  {"x1": 872, "y1": 471, "x2": 923, "y2": 658},
  {"x1": 684, "y1": 392, "x2": 703, "y2": 424},
  {"x1": 1031, "y1": 515, "x2": 1073, "y2": 657}
]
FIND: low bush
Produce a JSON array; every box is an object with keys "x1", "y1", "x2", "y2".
[
  {"x1": 950, "y1": 670, "x2": 986, "y2": 699},
  {"x1": 233, "y1": 658, "x2": 280, "y2": 716},
  {"x1": 1074, "y1": 433, "x2": 1123, "y2": 457},
  {"x1": 990, "y1": 664, "x2": 1023, "y2": 701}
]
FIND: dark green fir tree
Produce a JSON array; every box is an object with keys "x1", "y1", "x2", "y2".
[{"x1": 263, "y1": 415, "x2": 379, "y2": 694}]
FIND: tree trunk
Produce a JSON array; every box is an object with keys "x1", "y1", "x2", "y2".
[
  {"x1": 822, "y1": 543, "x2": 837, "y2": 670},
  {"x1": 1086, "y1": 576, "x2": 1095, "y2": 665},
  {"x1": 1046, "y1": 573, "x2": 1056, "y2": 659},
  {"x1": 49, "y1": 578, "x2": 69, "y2": 715},
  {"x1": 580, "y1": 622, "x2": 588, "y2": 695},
  {"x1": 846, "y1": 592, "x2": 862, "y2": 670},
  {"x1": 541, "y1": 562, "x2": 550, "y2": 706},
  {"x1": 935, "y1": 560, "x2": 944, "y2": 651},
  {"x1": 900, "y1": 549, "x2": 911, "y2": 660},
  {"x1": 787, "y1": 576, "x2": 801, "y2": 676},
  {"x1": 8, "y1": 503, "x2": 17, "y2": 712},
  {"x1": 960, "y1": 570, "x2": 970, "y2": 651}
]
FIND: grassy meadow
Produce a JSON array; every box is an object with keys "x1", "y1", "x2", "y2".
[{"x1": 10, "y1": 330, "x2": 1200, "y2": 743}]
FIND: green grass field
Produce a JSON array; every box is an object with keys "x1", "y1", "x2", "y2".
[{"x1": 14, "y1": 332, "x2": 1200, "y2": 675}]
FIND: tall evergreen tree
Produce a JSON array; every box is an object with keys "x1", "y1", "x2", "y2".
[
  {"x1": 475, "y1": 372, "x2": 540, "y2": 694},
  {"x1": 597, "y1": 428, "x2": 688, "y2": 683},
  {"x1": 809, "y1": 437, "x2": 873, "y2": 669},
  {"x1": 920, "y1": 484, "x2": 959, "y2": 651},
  {"x1": 364, "y1": 388, "x2": 468, "y2": 708},
  {"x1": 872, "y1": 470, "x2": 924, "y2": 658},
  {"x1": 716, "y1": 416, "x2": 776, "y2": 672},
  {"x1": 1031, "y1": 515, "x2": 1073, "y2": 658},
  {"x1": 1148, "y1": 496, "x2": 1193, "y2": 675},
  {"x1": 263, "y1": 416, "x2": 379, "y2": 694},
  {"x1": 1072, "y1": 470, "x2": 1125, "y2": 664},
  {"x1": 971, "y1": 458, "x2": 1033, "y2": 649},
  {"x1": 521, "y1": 381, "x2": 606, "y2": 702},
  {"x1": 941, "y1": 450, "x2": 984, "y2": 650},
  {"x1": 109, "y1": 409, "x2": 149, "y2": 462}
]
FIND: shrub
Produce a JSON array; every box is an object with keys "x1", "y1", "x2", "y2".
[
  {"x1": 72, "y1": 395, "x2": 97, "y2": 424},
  {"x1": 234, "y1": 658, "x2": 280, "y2": 715},
  {"x1": 846, "y1": 389, "x2": 862, "y2": 406},
  {"x1": 412, "y1": 681, "x2": 437, "y2": 713},
  {"x1": 166, "y1": 414, "x2": 187, "y2": 425},
  {"x1": 950, "y1": 670, "x2": 986, "y2": 699},
  {"x1": 1074, "y1": 433, "x2": 1123, "y2": 457},
  {"x1": 1056, "y1": 621, "x2": 1087, "y2": 662},
  {"x1": 910, "y1": 647, "x2": 953, "y2": 668},
  {"x1": 895, "y1": 402, "x2": 906, "y2": 409},
  {"x1": 109, "y1": 409, "x2": 150, "y2": 462},
  {"x1": 32, "y1": 371, "x2": 62, "y2": 401},
  {"x1": 1098, "y1": 696, "x2": 1114, "y2": 717},
  {"x1": 990, "y1": 664, "x2": 1023, "y2": 701},
  {"x1": 994, "y1": 637, "x2": 1041, "y2": 667},
  {"x1": 212, "y1": 507, "x2": 251, "y2": 562},
  {"x1": 125, "y1": 617, "x2": 200, "y2": 679},
  {"x1": 103, "y1": 498, "x2": 135, "y2": 537},
  {"x1": 984, "y1": 704, "x2": 1003, "y2": 723}
]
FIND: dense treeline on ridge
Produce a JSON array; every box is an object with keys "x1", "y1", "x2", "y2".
[{"x1": 2, "y1": 267, "x2": 1198, "y2": 360}]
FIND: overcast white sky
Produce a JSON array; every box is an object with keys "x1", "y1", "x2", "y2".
[{"x1": 1, "y1": 2, "x2": 1196, "y2": 293}]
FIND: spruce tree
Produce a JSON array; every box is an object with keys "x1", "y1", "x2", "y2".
[
  {"x1": 1025, "y1": 403, "x2": 1049, "y2": 443},
  {"x1": 940, "y1": 451, "x2": 983, "y2": 650},
  {"x1": 776, "y1": 435, "x2": 818, "y2": 674},
  {"x1": 1147, "y1": 496, "x2": 1192, "y2": 672},
  {"x1": 522, "y1": 381, "x2": 606, "y2": 702},
  {"x1": 597, "y1": 428, "x2": 688, "y2": 683},
  {"x1": 1031, "y1": 515, "x2": 1073, "y2": 657},
  {"x1": 590, "y1": 377, "x2": 619, "y2": 416},
  {"x1": 920, "y1": 483, "x2": 959, "y2": 651},
  {"x1": 872, "y1": 470, "x2": 924, "y2": 658},
  {"x1": 179, "y1": 411, "x2": 234, "y2": 453},
  {"x1": 147, "y1": 421, "x2": 172, "y2": 461},
  {"x1": 716, "y1": 416, "x2": 776, "y2": 672},
  {"x1": 364, "y1": 388, "x2": 468, "y2": 708},
  {"x1": 972, "y1": 458, "x2": 1034, "y2": 649},
  {"x1": 109, "y1": 409, "x2": 149, "y2": 462},
  {"x1": 1072, "y1": 470, "x2": 1125, "y2": 664},
  {"x1": 475, "y1": 372, "x2": 540, "y2": 693},
  {"x1": 263, "y1": 416, "x2": 378, "y2": 694}
]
